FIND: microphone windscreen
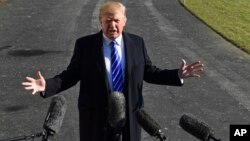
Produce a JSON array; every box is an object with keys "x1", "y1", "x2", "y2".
[
  {"x1": 43, "y1": 95, "x2": 67, "y2": 135},
  {"x1": 108, "y1": 91, "x2": 126, "y2": 129},
  {"x1": 136, "y1": 109, "x2": 161, "y2": 137},
  {"x1": 179, "y1": 114, "x2": 213, "y2": 141}
]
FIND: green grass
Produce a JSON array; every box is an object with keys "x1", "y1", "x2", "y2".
[{"x1": 180, "y1": 0, "x2": 250, "y2": 54}]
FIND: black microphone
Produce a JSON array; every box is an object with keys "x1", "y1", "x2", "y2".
[
  {"x1": 136, "y1": 109, "x2": 167, "y2": 141},
  {"x1": 42, "y1": 95, "x2": 67, "y2": 140},
  {"x1": 108, "y1": 91, "x2": 126, "y2": 130},
  {"x1": 179, "y1": 114, "x2": 221, "y2": 141},
  {"x1": 0, "y1": 95, "x2": 67, "y2": 141}
]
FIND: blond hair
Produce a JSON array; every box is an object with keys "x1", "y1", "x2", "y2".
[{"x1": 99, "y1": 1, "x2": 126, "y2": 19}]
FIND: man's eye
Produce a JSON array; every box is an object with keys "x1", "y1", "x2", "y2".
[
  {"x1": 114, "y1": 19, "x2": 120, "y2": 23},
  {"x1": 104, "y1": 19, "x2": 120, "y2": 23},
  {"x1": 105, "y1": 19, "x2": 112, "y2": 23}
]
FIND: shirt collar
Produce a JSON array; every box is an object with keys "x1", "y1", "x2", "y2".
[{"x1": 103, "y1": 33, "x2": 123, "y2": 46}]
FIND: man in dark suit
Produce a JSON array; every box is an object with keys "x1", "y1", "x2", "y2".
[{"x1": 22, "y1": 1, "x2": 203, "y2": 141}]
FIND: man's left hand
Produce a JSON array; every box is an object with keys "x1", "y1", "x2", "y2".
[{"x1": 179, "y1": 59, "x2": 204, "y2": 79}]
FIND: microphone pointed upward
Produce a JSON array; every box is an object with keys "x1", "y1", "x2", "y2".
[
  {"x1": 43, "y1": 95, "x2": 67, "y2": 135},
  {"x1": 108, "y1": 91, "x2": 126, "y2": 129}
]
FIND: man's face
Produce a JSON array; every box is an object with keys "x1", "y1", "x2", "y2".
[{"x1": 100, "y1": 12, "x2": 126, "y2": 40}]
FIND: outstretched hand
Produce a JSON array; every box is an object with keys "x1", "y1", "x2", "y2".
[
  {"x1": 179, "y1": 59, "x2": 204, "y2": 79},
  {"x1": 22, "y1": 71, "x2": 46, "y2": 95}
]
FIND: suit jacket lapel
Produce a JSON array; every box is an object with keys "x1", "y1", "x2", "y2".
[{"x1": 123, "y1": 32, "x2": 135, "y2": 92}]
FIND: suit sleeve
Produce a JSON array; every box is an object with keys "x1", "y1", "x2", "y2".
[
  {"x1": 142, "y1": 38, "x2": 183, "y2": 86},
  {"x1": 42, "y1": 39, "x2": 82, "y2": 98}
]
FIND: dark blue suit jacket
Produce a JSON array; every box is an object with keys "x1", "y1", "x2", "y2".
[{"x1": 43, "y1": 31, "x2": 183, "y2": 141}]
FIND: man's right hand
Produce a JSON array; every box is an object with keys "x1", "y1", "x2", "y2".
[{"x1": 22, "y1": 71, "x2": 46, "y2": 95}]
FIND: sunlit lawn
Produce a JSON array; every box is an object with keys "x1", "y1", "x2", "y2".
[{"x1": 180, "y1": 0, "x2": 250, "y2": 54}]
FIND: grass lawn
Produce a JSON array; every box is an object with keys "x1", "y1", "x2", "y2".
[{"x1": 180, "y1": 0, "x2": 250, "y2": 54}]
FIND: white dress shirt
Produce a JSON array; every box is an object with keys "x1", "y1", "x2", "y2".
[{"x1": 102, "y1": 34, "x2": 126, "y2": 91}]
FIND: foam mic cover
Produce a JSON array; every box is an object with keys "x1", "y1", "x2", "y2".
[
  {"x1": 179, "y1": 114, "x2": 213, "y2": 141},
  {"x1": 108, "y1": 91, "x2": 126, "y2": 129},
  {"x1": 136, "y1": 109, "x2": 166, "y2": 140},
  {"x1": 43, "y1": 95, "x2": 67, "y2": 135}
]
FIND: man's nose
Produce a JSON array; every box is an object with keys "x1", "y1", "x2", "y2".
[{"x1": 110, "y1": 21, "x2": 116, "y2": 27}]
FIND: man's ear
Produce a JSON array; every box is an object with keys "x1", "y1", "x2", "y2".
[
  {"x1": 99, "y1": 17, "x2": 103, "y2": 25},
  {"x1": 123, "y1": 16, "x2": 127, "y2": 26}
]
